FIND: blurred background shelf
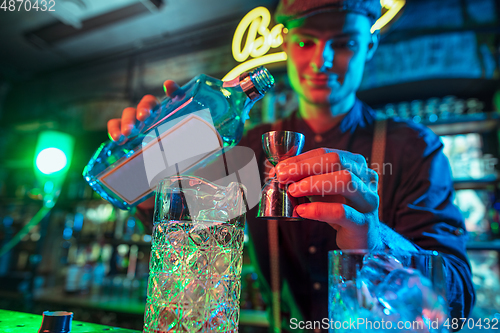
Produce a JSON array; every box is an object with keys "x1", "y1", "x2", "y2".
[
  {"x1": 453, "y1": 177, "x2": 500, "y2": 190},
  {"x1": 358, "y1": 79, "x2": 499, "y2": 107},
  {"x1": 467, "y1": 240, "x2": 500, "y2": 251},
  {"x1": 426, "y1": 114, "x2": 500, "y2": 136},
  {"x1": 34, "y1": 287, "x2": 146, "y2": 315}
]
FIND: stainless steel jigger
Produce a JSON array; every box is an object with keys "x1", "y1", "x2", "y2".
[{"x1": 257, "y1": 131, "x2": 305, "y2": 221}]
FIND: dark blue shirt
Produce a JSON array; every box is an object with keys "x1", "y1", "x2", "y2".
[{"x1": 239, "y1": 99, "x2": 475, "y2": 331}]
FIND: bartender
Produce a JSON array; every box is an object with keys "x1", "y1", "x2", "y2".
[{"x1": 107, "y1": 0, "x2": 475, "y2": 331}]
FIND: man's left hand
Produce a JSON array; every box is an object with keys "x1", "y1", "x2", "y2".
[{"x1": 275, "y1": 148, "x2": 383, "y2": 250}]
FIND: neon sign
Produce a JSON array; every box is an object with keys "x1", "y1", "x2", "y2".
[
  {"x1": 224, "y1": 2, "x2": 406, "y2": 81},
  {"x1": 371, "y1": 0, "x2": 406, "y2": 33},
  {"x1": 224, "y1": 7, "x2": 287, "y2": 81}
]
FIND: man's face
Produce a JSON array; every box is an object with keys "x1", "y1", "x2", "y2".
[{"x1": 282, "y1": 12, "x2": 377, "y2": 106}]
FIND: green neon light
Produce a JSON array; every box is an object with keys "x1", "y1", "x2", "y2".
[{"x1": 36, "y1": 148, "x2": 68, "y2": 175}]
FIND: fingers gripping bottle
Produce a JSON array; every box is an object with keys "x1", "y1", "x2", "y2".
[{"x1": 83, "y1": 67, "x2": 274, "y2": 210}]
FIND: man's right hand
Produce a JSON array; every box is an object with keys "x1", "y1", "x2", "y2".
[
  {"x1": 106, "y1": 80, "x2": 180, "y2": 209},
  {"x1": 107, "y1": 80, "x2": 181, "y2": 144}
]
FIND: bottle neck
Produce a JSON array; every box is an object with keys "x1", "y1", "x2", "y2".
[
  {"x1": 239, "y1": 72, "x2": 263, "y2": 101},
  {"x1": 222, "y1": 70, "x2": 269, "y2": 102}
]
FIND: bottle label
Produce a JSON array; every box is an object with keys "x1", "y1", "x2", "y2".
[{"x1": 97, "y1": 110, "x2": 223, "y2": 205}]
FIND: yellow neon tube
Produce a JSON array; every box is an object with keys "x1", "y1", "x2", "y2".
[
  {"x1": 371, "y1": 0, "x2": 406, "y2": 33},
  {"x1": 223, "y1": 52, "x2": 288, "y2": 81}
]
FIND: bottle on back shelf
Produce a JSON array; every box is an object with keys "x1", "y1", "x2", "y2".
[
  {"x1": 64, "y1": 263, "x2": 80, "y2": 295},
  {"x1": 83, "y1": 67, "x2": 274, "y2": 210}
]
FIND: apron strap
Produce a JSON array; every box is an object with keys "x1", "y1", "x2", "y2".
[{"x1": 370, "y1": 119, "x2": 387, "y2": 221}]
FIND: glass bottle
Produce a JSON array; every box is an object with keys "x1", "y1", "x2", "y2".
[{"x1": 83, "y1": 67, "x2": 274, "y2": 210}]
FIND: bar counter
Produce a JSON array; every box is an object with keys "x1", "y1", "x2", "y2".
[{"x1": 0, "y1": 309, "x2": 140, "y2": 333}]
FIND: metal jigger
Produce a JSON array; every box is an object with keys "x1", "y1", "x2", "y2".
[{"x1": 257, "y1": 131, "x2": 305, "y2": 221}]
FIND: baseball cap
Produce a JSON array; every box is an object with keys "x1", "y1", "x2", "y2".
[{"x1": 275, "y1": 0, "x2": 382, "y2": 26}]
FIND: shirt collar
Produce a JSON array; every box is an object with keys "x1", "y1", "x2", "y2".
[
  {"x1": 291, "y1": 98, "x2": 377, "y2": 136},
  {"x1": 339, "y1": 98, "x2": 377, "y2": 134}
]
